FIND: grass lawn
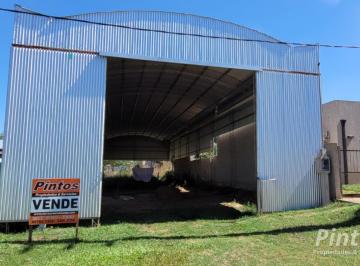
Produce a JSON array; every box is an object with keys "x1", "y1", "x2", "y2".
[
  {"x1": 0, "y1": 202, "x2": 360, "y2": 265},
  {"x1": 343, "y1": 184, "x2": 360, "y2": 195}
]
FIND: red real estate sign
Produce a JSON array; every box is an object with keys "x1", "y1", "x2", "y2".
[{"x1": 29, "y1": 178, "x2": 80, "y2": 225}]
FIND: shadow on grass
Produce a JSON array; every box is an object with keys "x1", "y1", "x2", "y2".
[
  {"x1": 100, "y1": 208, "x2": 255, "y2": 225},
  {"x1": 2, "y1": 208, "x2": 359, "y2": 253},
  {"x1": 0, "y1": 185, "x2": 257, "y2": 234}
]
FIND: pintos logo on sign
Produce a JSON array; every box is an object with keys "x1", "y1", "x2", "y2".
[{"x1": 29, "y1": 178, "x2": 80, "y2": 225}]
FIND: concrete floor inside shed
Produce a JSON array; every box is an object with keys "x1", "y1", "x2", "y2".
[{"x1": 100, "y1": 177, "x2": 256, "y2": 223}]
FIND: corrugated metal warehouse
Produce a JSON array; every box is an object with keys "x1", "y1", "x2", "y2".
[{"x1": 0, "y1": 6, "x2": 325, "y2": 222}]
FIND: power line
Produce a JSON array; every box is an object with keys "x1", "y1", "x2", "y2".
[{"x1": 1, "y1": 7, "x2": 360, "y2": 49}]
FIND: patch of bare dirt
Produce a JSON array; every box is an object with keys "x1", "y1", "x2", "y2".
[{"x1": 101, "y1": 178, "x2": 255, "y2": 223}]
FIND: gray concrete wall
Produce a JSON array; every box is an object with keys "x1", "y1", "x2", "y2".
[
  {"x1": 322, "y1": 101, "x2": 360, "y2": 149},
  {"x1": 348, "y1": 173, "x2": 360, "y2": 184},
  {"x1": 174, "y1": 123, "x2": 256, "y2": 191},
  {"x1": 324, "y1": 143, "x2": 342, "y2": 200},
  {"x1": 322, "y1": 101, "x2": 360, "y2": 184}
]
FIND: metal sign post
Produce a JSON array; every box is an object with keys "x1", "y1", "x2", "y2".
[
  {"x1": 28, "y1": 225, "x2": 33, "y2": 243},
  {"x1": 75, "y1": 221, "x2": 79, "y2": 241}
]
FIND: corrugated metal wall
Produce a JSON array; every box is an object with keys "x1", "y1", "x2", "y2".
[
  {"x1": 173, "y1": 122, "x2": 256, "y2": 191},
  {"x1": 0, "y1": 6, "x2": 324, "y2": 219},
  {"x1": 256, "y1": 71, "x2": 323, "y2": 211},
  {"x1": 170, "y1": 99, "x2": 254, "y2": 160},
  {"x1": 214, "y1": 123, "x2": 256, "y2": 190},
  {"x1": 0, "y1": 47, "x2": 106, "y2": 221},
  {"x1": 14, "y1": 7, "x2": 319, "y2": 74}
]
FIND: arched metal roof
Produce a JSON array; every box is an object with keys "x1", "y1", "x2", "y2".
[
  {"x1": 15, "y1": 6, "x2": 280, "y2": 43},
  {"x1": 67, "y1": 10, "x2": 281, "y2": 43},
  {"x1": 14, "y1": 6, "x2": 319, "y2": 73}
]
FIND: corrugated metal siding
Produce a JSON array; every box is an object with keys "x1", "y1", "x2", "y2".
[
  {"x1": 13, "y1": 7, "x2": 318, "y2": 73},
  {"x1": 256, "y1": 71, "x2": 323, "y2": 211},
  {"x1": 170, "y1": 102, "x2": 254, "y2": 160},
  {"x1": 173, "y1": 122, "x2": 256, "y2": 190},
  {"x1": 1, "y1": 7, "x2": 324, "y2": 218},
  {"x1": 257, "y1": 179, "x2": 277, "y2": 212},
  {"x1": 0, "y1": 47, "x2": 106, "y2": 221},
  {"x1": 213, "y1": 123, "x2": 256, "y2": 190}
]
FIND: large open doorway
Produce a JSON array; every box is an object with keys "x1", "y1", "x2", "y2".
[{"x1": 102, "y1": 57, "x2": 257, "y2": 222}]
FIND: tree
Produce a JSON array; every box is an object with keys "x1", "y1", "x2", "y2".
[{"x1": 0, "y1": 133, "x2": 3, "y2": 140}]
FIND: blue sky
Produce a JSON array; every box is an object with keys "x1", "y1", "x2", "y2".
[{"x1": 0, "y1": 0, "x2": 360, "y2": 133}]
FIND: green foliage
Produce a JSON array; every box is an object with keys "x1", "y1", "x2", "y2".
[
  {"x1": 0, "y1": 133, "x2": 3, "y2": 140},
  {"x1": 343, "y1": 184, "x2": 360, "y2": 194},
  {"x1": 103, "y1": 160, "x2": 138, "y2": 177},
  {"x1": 103, "y1": 160, "x2": 137, "y2": 167},
  {"x1": 199, "y1": 140, "x2": 218, "y2": 160}
]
